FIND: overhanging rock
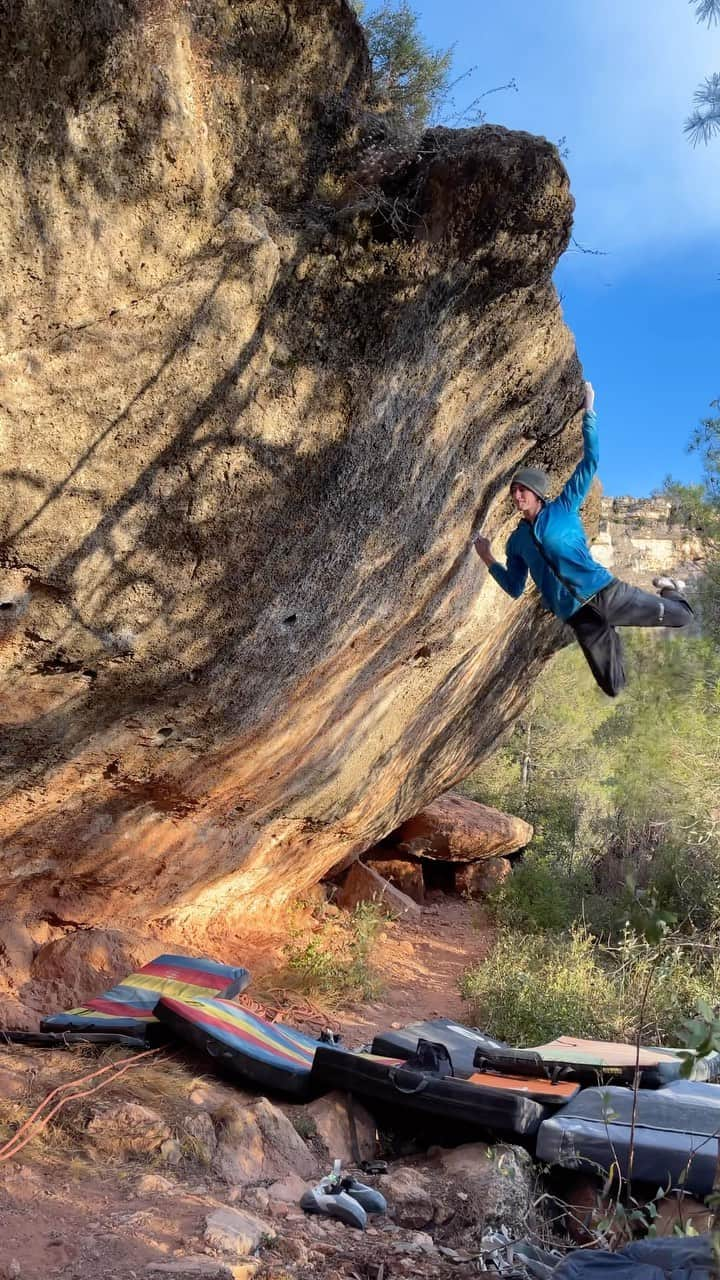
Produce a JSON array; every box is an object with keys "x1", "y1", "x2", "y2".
[{"x1": 1, "y1": 0, "x2": 583, "y2": 941}]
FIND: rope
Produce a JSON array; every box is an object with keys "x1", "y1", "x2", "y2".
[{"x1": 0, "y1": 1047, "x2": 164, "y2": 1163}]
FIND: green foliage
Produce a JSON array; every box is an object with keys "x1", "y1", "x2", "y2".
[
  {"x1": 667, "y1": 400, "x2": 720, "y2": 638},
  {"x1": 488, "y1": 854, "x2": 593, "y2": 933},
  {"x1": 360, "y1": 1, "x2": 453, "y2": 128},
  {"x1": 679, "y1": 999, "x2": 720, "y2": 1077},
  {"x1": 460, "y1": 927, "x2": 720, "y2": 1047},
  {"x1": 356, "y1": 1, "x2": 450, "y2": 128},
  {"x1": 460, "y1": 929, "x2": 623, "y2": 1045},
  {"x1": 686, "y1": 4, "x2": 720, "y2": 143},
  {"x1": 467, "y1": 627, "x2": 720, "y2": 939},
  {"x1": 283, "y1": 900, "x2": 386, "y2": 1004}
]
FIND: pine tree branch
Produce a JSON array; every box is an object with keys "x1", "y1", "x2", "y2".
[
  {"x1": 684, "y1": 73, "x2": 720, "y2": 144},
  {"x1": 691, "y1": 0, "x2": 720, "y2": 26}
]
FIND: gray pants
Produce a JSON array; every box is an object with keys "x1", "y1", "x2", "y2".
[{"x1": 568, "y1": 580, "x2": 693, "y2": 697}]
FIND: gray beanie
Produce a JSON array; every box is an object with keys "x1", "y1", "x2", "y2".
[{"x1": 510, "y1": 466, "x2": 550, "y2": 501}]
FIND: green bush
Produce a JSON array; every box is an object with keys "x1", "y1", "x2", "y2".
[
  {"x1": 612, "y1": 931, "x2": 720, "y2": 1044},
  {"x1": 283, "y1": 901, "x2": 386, "y2": 1004},
  {"x1": 460, "y1": 927, "x2": 720, "y2": 1047},
  {"x1": 460, "y1": 929, "x2": 623, "y2": 1045},
  {"x1": 488, "y1": 854, "x2": 593, "y2": 933}
]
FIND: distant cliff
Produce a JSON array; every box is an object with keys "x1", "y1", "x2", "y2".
[{"x1": 593, "y1": 497, "x2": 705, "y2": 589}]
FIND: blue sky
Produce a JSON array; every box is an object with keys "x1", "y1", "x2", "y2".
[{"x1": 368, "y1": 0, "x2": 720, "y2": 495}]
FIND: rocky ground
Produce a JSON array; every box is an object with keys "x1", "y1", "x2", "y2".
[
  {"x1": 0, "y1": 896, "x2": 536, "y2": 1280},
  {"x1": 0, "y1": 1037, "x2": 544, "y2": 1280},
  {"x1": 2, "y1": 895, "x2": 711, "y2": 1280}
]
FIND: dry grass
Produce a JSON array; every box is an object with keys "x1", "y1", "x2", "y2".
[{"x1": 0, "y1": 1043, "x2": 212, "y2": 1172}]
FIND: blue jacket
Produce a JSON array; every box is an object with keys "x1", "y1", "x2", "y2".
[{"x1": 489, "y1": 411, "x2": 614, "y2": 621}]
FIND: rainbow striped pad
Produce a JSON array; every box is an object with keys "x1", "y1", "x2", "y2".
[
  {"x1": 155, "y1": 995, "x2": 338, "y2": 1096},
  {"x1": 40, "y1": 954, "x2": 250, "y2": 1040}
]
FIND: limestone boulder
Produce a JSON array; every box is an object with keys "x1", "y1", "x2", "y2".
[
  {"x1": 203, "y1": 1207, "x2": 272, "y2": 1258},
  {"x1": 0, "y1": 0, "x2": 580, "y2": 964},
  {"x1": 87, "y1": 1101, "x2": 171, "y2": 1157},
  {"x1": 213, "y1": 1097, "x2": 318, "y2": 1186},
  {"x1": 394, "y1": 794, "x2": 533, "y2": 862},
  {"x1": 362, "y1": 857, "x2": 425, "y2": 904},
  {"x1": 304, "y1": 1090, "x2": 378, "y2": 1165},
  {"x1": 378, "y1": 1167, "x2": 435, "y2": 1230},
  {"x1": 455, "y1": 856, "x2": 513, "y2": 897},
  {"x1": 336, "y1": 862, "x2": 421, "y2": 920}
]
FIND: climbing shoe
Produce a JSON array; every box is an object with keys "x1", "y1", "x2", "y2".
[
  {"x1": 339, "y1": 1175, "x2": 387, "y2": 1214},
  {"x1": 300, "y1": 1183, "x2": 368, "y2": 1229},
  {"x1": 653, "y1": 576, "x2": 687, "y2": 593}
]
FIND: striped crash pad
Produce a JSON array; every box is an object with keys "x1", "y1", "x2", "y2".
[
  {"x1": 155, "y1": 995, "x2": 339, "y2": 1097},
  {"x1": 40, "y1": 954, "x2": 250, "y2": 1045}
]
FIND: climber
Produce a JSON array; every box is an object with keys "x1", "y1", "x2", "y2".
[{"x1": 473, "y1": 382, "x2": 693, "y2": 697}]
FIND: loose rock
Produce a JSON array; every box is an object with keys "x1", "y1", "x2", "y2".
[
  {"x1": 379, "y1": 1167, "x2": 435, "y2": 1229},
  {"x1": 394, "y1": 794, "x2": 533, "y2": 862},
  {"x1": 305, "y1": 1091, "x2": 377, "y2": 1165},
  {"x1": 87, "y1": 1101, "x2": 171, "y2": 1157},
  {"x1": 203, "y1": 1207, "x2": 272, "y2": 1258},
  {"x1": 336, "y1": 862, "x2": 421, "y2": 920}
]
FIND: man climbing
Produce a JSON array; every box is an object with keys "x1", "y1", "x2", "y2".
[{"x1": 473, "y1": 382, "x2": 693, "y2": 696}]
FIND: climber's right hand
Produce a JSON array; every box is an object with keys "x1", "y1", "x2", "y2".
[
  {"x1": 473, "y1": 535, "x2": 494, "y2": 566},
  {"x1": 584, "y1": 381, "x2": 595, "y2": 412}
]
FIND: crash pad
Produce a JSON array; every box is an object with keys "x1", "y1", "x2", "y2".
[
  {"x1": 155, "y1": 994, "x2": 339, "y2": 1097},
  {"x1": 310, "y1": 1044, "x2": 551, "y2": 1140},
  {"x1": 40, "y1": 954, "x2": 249, "y2": 1045},
  {"x1": 371, "y1": 1016, "x2": 505, "y2": 1078},
  {"x1": 535, "y1": 1080, "x2": 720, "y2": 1197},
  {"x1": 466, "y1": 1071, "x2": 579, "y2": 1103},
  {"x1": 553, "y1": 1232, "x2": 715, "y2": 1279},
  {"x1": 476, "y1": 1035, "x2": 687, "y2": 1088}
]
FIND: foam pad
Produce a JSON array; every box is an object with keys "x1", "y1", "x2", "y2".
[
  {"x1": 371, "y1": 1017, "x2": 505, "y2": 1079},
  {"x1": 478, "y1": 1036, "x2": 686, "y2": 1088},
  {"x1": 467, "y1": 1071, "x2": 580, "y2": 1103},
  {"x1": 536, "y1": 1080, "x2": 720, "y2": 1197},
  {"x1": 310, "y1": 1045, "x2": 551, "y2": 1141},
  {"x1": 41, "y1": 954, "x2": 250, "y2": 1044},
  {"x1": 155, "y1": 994, "x2": 337, "y2": 1097}
]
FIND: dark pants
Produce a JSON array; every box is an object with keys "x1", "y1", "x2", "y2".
[{"x1": 568, "y1": 580, "x2": 693, "y2": 697}]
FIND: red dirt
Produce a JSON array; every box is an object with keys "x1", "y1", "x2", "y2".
[
  {"x1": 0, "y1": 894, "x2": 496, "y2": 1280},
  {"x1": 335, "y1": 894, "x2": 495, "y2": 1044}
]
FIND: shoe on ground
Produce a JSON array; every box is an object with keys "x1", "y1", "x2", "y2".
[
  {"x1": 300, "y1": 1185, "x2": 368, "y2": 1229},
  {"x1": 340, "y1": 1175, "x2": 387, "y2": 1214},
  {"x1": 653, "y1": 576, "x2": 686, "y2": 593}
]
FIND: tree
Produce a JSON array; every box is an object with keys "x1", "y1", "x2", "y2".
[
  {"x1": 354, "y1": 1, "x2": 453, "y2": 129},
  {"x1": 685, "y1": 0, "x2": 720, "y2": 144},
  {"x1": 666, "y1": 399, "x2": 720, "y2": 640}
]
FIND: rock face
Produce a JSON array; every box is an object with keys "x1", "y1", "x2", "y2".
[
  {"x1": 0, "y1": 0, "x2": 583, "y2": 947},
  {"x1": 393, "y1": 794, "x2": 533, "y2": 862},
  {"x1": 363, "y1": 856, "x2": 425, "y2": 904}
]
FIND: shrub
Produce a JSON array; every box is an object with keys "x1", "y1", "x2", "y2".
[
  {"x1": 460, "y1": 929, "x2": 622, "y2": 1045},
  {"x1": 488, "y1": 854, "x2": 593, "y2": 933},
  {"x1": 283, "y1": 900, "x2": 387, "y2": 1004},
  {"x1": 460, "y1": 927, "x2": 720, "y2": 1047}
]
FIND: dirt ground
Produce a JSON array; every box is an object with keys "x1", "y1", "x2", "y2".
[
  {"x1": 333, "y1": 895, "x2": 495, "y2": 1044},
  {"x1": 0, "y1": 894, "x2": 498, "y2": 1280}
]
